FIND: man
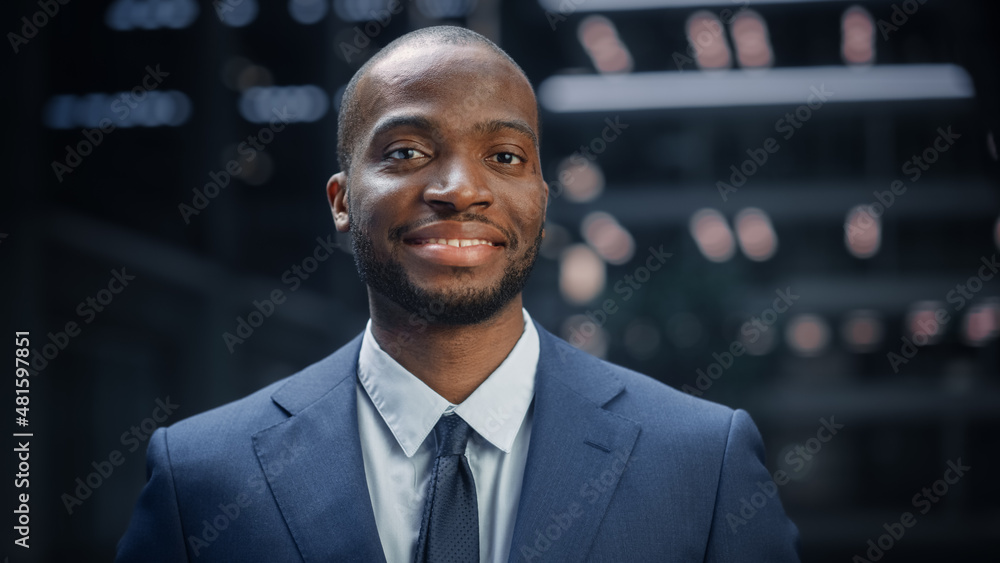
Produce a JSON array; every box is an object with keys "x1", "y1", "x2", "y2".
[{"x1": 117, "y1": 26, "x2": 799, "y2": 562}]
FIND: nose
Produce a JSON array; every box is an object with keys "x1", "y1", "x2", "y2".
[{"x1": 422, "y1": 154, "x2": 493, "y2": 212}]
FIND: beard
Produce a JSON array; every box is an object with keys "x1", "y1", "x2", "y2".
[{"x1": 350, "y1": 216, "x2": 543, "y2": 326}]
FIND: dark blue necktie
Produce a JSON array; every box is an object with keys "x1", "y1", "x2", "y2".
[{"x1": 414, "y1": 414, "x2": 479, "y2": 563}]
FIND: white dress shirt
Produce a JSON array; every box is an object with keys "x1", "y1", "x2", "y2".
[{"x1": 356, "y1": 308, "x2": 539, "y2": 563}]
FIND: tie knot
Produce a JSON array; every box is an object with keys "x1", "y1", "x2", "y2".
[{"x1": 433, "y1": 415, "x2": 472, "y2": 457}]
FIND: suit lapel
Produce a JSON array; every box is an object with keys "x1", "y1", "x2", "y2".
[
  {"x1": 252, "y1": 334, "x2": 387, "y2": 563},
  {"x1": 508, "y1": 324, "x2": 640, "y2": 562}
]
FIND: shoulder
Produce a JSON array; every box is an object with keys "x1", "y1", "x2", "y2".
[
  {"x1": 536, "y1": 321, "x2": 740, "y2": 441},
  {"x1": 607, "y1": 359, "x2": 734, "y2": 427},
  {"x1": 161, "y1": 332, "x2": 364, "y2": 463},
  {"x1": 593, "y1": 353, "x2": 741, "y2": 452},
  {"x1": 164, "y1": 378, "x2": 287, "y2": 456}
]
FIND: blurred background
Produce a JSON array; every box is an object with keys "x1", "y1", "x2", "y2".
[{"x1": 2, "y1": 0, "x2": 999, "y2": 560}]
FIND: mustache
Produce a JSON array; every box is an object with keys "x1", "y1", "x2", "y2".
[{"x1": 388, "y1": 213, "x2": 520, "y2": 250}]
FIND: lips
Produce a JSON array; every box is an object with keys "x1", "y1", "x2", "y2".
[
  {"x1": 402, "y1": 221, "x2": 507, "y2": 247},
  {"x1": 401, "y1": 221, "x2": 507, "y2": 267},
  {"x1": 411, "y1": 238, "x2": 498, "y2": 247}
]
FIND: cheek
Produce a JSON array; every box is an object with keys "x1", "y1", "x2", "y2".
[
  {"x1": 503, "y1": 186, "x2": 547, "y2": 242},
  {"x1": 350, "y1": 176, "x2": 408, "y2": 230},
  {"x1": 517, "y1": 183, "x2": 548, "y2": 223},
  {"x1": 347, "y1": 195, "x2": 388, "y2": 240}
]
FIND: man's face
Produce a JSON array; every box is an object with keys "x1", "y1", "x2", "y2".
[{"x1": 332, "y1": 43, "x2": 548, "y2": 325}]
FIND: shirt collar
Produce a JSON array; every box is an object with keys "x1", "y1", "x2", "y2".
[{"x1": 357, "y1": 309, "x2": 538, "y2": 457}]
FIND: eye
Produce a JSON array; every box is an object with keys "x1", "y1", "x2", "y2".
[
  {"x1": 385, "y1": 148, "x2": 426, "y2": 160},
  {"x1": 490, "y1": 152, "x2": 523, "y2": 165}
]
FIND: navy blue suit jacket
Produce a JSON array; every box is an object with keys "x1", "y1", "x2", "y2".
[{"x1": 117, "y1": 321, "x2": 800, "y2": 562}]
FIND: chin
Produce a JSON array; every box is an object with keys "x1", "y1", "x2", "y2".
[{"x1": 396, "y1": 286, "x2": 516, "y2": 326}]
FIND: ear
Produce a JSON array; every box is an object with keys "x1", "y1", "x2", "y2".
[{"x1": 326, "y1": 172, "x2": 350, "y2": 232}]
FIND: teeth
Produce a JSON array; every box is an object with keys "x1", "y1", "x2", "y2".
[{"x1": 422, "y1": 238, "x2": 494, "y2": 247}]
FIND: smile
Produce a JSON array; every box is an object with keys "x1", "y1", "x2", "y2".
[
  {"x1": 402, "y1": 237, "x2": 504, "y2": 268},
  {"x1": 409, "y1": 238, "x2": 500, "y2": 248}
]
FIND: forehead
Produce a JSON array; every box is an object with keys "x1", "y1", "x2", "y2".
[{"x1": 355, "y1": 42, "x2": 538, "y2": 141}]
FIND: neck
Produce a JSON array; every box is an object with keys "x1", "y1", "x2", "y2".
[{"x1": 368, "y1": 292, "x2": 526, "y2": 404}]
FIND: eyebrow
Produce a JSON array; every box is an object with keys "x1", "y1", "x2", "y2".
[
  {"x1": 367, "y1": 115, "x2": 436, "y2": 144},
  {"x1": 473, "y1": 119, "x2": 539, "y2": 151},
  {"x1": 367, "y1": 114, "x2": 539, "y2": 151}
]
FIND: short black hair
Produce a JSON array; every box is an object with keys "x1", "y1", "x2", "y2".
[{"x1": 336, "y1": 25, "x2": 532, "y2": 174}]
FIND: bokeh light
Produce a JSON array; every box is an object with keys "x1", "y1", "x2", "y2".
[
  {"x1": 905, "y1": 301, "x2": 947, "y2": 346},
  {"x1": 841, "y1": 310, "x2": 884, "y2": 353},
  {"x1": 786, "y1": 314, "x2": 831, "y2": 357},
  {"x1": 578, "y1": 15, "x2": 634, "y2": 74},
  {"x1": 289, "y1": 0, "x2": 328, "y2": 25},
  {"x1": 842, "y1": 5, "x2": 876, "y2": 65},
  {"x1": 105, "y1": 0, "x2": 199, "y2": 31},
  {"x1": 557, "y1": 156, "x2": 604, "y2": 203},
  {"x1": 845, "y1": 204, "x2": 881, "y2": 259},
  {"x1": 238, "y1": 85, "x2": 329, "y2": 123},
  {"x1": 690, "y1": 208, "x2": 736, "y2": 263},
  {"x1": 217, "y1": 0, "x2": 258, "y2": 27},
  {"x1": 43, "y1": 91, "x2": 192, "y2": 129},
  {"x1": 559, "y1": 244, "x2": 606, "y2": 304},
  {"x1": 686, "y1": 10, "x2": 731, "y2": 70},
  {"x1": 734, "y1": 207, "x2": 778, "y2": 261},
  {"x1": 730, "y1": 10, "x2": 773, "y2": 69},
  {"x1": 961, "y1": 300, "x2": 1000, "y2": 346},
  {"x1": 581, "y1": 212, "x2": 635, "y2": 265}
]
